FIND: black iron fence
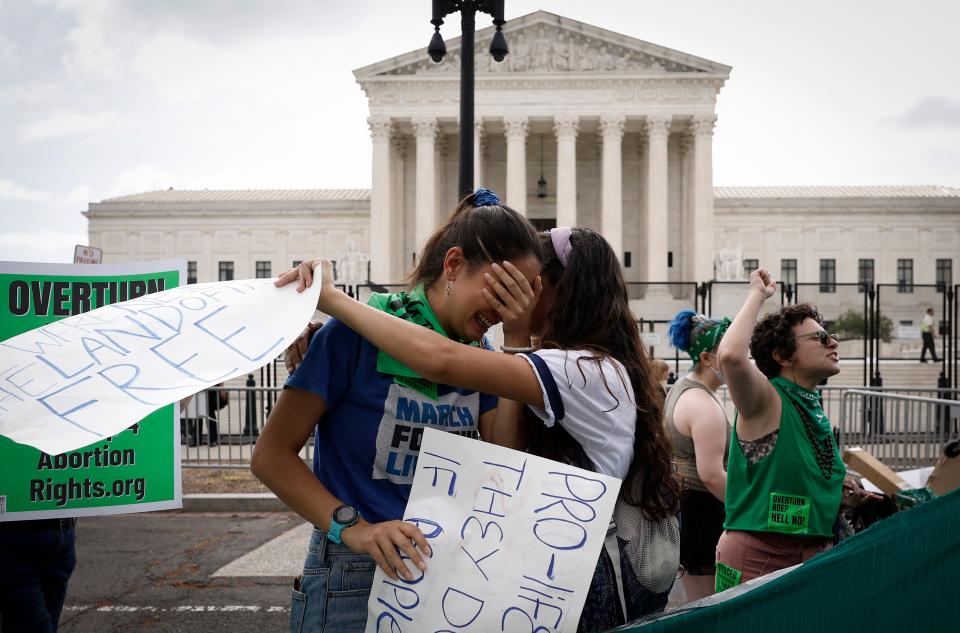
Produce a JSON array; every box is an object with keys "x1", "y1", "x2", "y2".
[
  {"x1": 177, "y1": 279, "x2": 956, "y2": 465},
  {"x1": 339, "y1": 280, "x2": 958, "y2": 389}
]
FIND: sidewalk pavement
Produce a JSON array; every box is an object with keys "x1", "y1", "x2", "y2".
[{"x1": 183, "y1": 492, "x2": 286, "y2": 512}]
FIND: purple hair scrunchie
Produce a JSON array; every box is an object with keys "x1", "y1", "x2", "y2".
[{"x1": 550, "y1": 227, "x2": 573, "y2": 268}]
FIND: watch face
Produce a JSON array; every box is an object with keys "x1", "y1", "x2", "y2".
[{"x1": 333, "y1": 505, "x2": 358, "y2": 525}]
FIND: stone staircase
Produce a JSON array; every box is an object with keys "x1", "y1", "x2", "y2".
[{"x1": 847, "y1": 361, "x2": 948, "y2": 389}]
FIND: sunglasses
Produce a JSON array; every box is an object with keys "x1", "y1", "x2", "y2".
[{"x1": 794, "y1": 330, "x2": 839, "y2": 346}]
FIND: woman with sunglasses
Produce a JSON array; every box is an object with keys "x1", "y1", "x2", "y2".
[{"x1": 714, "y1": 268, "x2": 845, "y2": 590}]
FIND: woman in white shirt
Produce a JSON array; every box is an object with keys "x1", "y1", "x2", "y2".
[{"x1": 284, "y1": 227, "x2": 680, "y2": 630}]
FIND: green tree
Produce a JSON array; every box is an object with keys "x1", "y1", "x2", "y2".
[{"x1": 832, "y1": 309, "x2": 892, "y2": 342}]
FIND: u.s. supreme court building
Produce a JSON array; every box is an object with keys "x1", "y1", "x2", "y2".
[{"x1": 86, "y1": 11, "x2": 959, "y2": 335}]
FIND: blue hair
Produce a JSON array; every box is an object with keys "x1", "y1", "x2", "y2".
[{"x1": 668, "y1": 309, "x2": 698, "y2": 352}]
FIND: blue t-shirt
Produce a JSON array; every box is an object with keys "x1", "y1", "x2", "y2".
[{"x1": 285, "y1": 317, "x2": 498, "y2": 523}]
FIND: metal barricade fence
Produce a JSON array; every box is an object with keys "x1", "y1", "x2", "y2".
[
  {"x1": 180, "y1": 385, "x2": 289, "y2": 468},
  {"x1": 837, "y1": 389, "x2": 959, "y2": 469},
  {"x1": 715, "y1": 386, "x2": 958, "y2": 469}
]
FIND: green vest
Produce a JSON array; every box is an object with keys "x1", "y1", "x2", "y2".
[{"x1": 724, "y1": 377, "x2": 845, "y2": 538}]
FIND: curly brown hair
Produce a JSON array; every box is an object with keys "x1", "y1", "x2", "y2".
[{"x1": 750, "y1": 303, "x2": 824, "y2": 378}]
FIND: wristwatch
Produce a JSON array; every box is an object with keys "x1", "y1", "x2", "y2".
[{"x1": 327, "y1": 504, "x2": 360, "y2": 544}]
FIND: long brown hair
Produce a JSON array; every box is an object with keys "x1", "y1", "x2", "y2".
[
  {"x1": 538, "y1": 229, "x2": 679, "y2": 520},
  {"x1": 406, "y1": 191, "x2": 542, "y2": 289}
]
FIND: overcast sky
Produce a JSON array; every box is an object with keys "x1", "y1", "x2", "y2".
[{"x1": 2, "y1": 0, "x2": 959, "y2": 263}]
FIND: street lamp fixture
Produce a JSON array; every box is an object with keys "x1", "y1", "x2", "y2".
[
  {"x1": 429, "y1": 0, "x2": 508, "y2": 196},
  {"x1": 537, "y1": 134, "x2": 547, "y2": 199}
]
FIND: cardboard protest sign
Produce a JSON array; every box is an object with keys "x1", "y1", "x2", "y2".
[
  {"x1": 0, "y1": 262, "x2": 321, "y2": 456},
  {"x1": 365, "y1": 428, "x2": 621, "y2": 633},
  {"x1": 0, "y1": 260, "x2": 184, "y2": 520}
]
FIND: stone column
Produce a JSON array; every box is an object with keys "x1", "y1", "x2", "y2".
[
  {"x1": 504, "y1": 115, "x2": 529, "y2": 215},
  {"x1": 644, "y1": 115, "x2": 671, "y2": 282},
  {"x1": 691, "y1": 115, "x2": 717, "y2": 282},
  {"x1": 391, "y1": 132, "x2": 407, "y2": 277},
  {"x1": 412, "y1": 116, "x2": 438, "y2": 258},
  {"x1": 680, "y1": 132, "x2": 695, "y2": 284},
  {"x1": 599, "y1": 114, "x2": 625, "y2": 260},
  {"x1": 553, "y1": 115, "x2": 579, "y2": 228},
  {"x1": 474, "y1": 119, "x2": 485, "y2": 189},
  {"x1": 368, "y1": 116, "x2": 393, "y2": 283}
]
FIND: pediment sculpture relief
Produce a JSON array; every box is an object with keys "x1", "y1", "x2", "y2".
[{"x1": 382, "y1": 24, "x2": 702, "y2": 76}]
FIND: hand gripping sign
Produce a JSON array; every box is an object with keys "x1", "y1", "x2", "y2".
[
  {"x1": 366, "y1": 428, "x2": 621, "y2": 633},
  {"x1": 0, "y1": 264, "x2": 321, "y2": 456}
]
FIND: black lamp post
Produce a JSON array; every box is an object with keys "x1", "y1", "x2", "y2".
[
  {"x1": 429, "y1": 0, "x2": 508, "y2": 197},
  {"x1": 536, "y1": 134, "x2": 547, "y2": 198}
]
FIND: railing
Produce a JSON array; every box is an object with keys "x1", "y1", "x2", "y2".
[
  {"x1": 715, "y1": 385, "x2": 957, "y2": 427},
  {"x1": 179, "y1": 385, "x2": 289, "y2": 468},
  {"x1": 837, "y1": 389, "x2": 959, "y2": 469},
  {"x1": 182, "y1": 383, "x2": 958, "y2": 469}
]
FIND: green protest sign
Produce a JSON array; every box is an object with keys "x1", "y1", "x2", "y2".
[{"x1": 0, "y1": 260, "x2": 184, "y2": 520}]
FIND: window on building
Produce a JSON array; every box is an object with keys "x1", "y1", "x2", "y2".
[
  {"x1": 858, "y1": 258, "x2": 874, "y2": 293},
  {"x1": 781, "y1": 259, "x2": 797, "y2": 289},
  {"x1": 936, "y1": 258, "x2": 952, "y2": 292},
  {"x1": 897, "y1": 259, "x2": 913, "y2": 293},
  {"x1": 743, "y1": 259, "x2": 759, "y2": 278},
  {"x1": 255, "y1": 261, "x2": 271, "y2": 279},
  {"x1": 187, "y1": 261, "x2": 197, "y2": 284},
  {"x1": 819, "y1": 259, "x2": 836, "y2": 293},
  {"x1": 218, "y1": 261, "x2": 234, "y2": 281}
]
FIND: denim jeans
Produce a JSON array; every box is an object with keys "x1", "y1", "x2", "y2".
[
  {"x1": 290, "y1": 528, "x2": 377, "y2": 633},
  {"x1": 0, "y1": 520, "x2": 76, "y2": 633}
]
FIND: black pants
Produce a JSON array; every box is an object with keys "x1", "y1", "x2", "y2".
[
  {"x1": 181, "y1": 418, "x2": 218, "y2": 446},
  {"x1": 921, "y1": 332, "x2": 939, "y2": 362},
  {"x1": 0, "y1": 520, "x2": 76, "y2": 633}
]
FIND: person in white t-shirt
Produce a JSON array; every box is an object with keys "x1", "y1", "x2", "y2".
[
  {"x1": 285, "y1": 227, "x2": 681, "y2": 629},
  {"x1": 920, "y1": 307, "x2": 939, "y2": 363}
]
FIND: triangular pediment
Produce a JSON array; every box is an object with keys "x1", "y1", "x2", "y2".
[{"x1": 354, "y1": 11, "x2": 730, "y2": 79}]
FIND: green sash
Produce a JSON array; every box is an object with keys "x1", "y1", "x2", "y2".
[{"x1": 366, "y1": 284, "x2": 482, "y2": 400}]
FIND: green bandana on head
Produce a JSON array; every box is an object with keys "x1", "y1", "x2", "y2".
[
  {"x1": 688, "y1": 317, "x2": 731, "y2": 363},
  {"x1": 366, "y1": 284, "x2": 483, "y2": 400}
]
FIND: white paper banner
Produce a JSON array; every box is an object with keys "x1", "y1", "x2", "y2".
[
  {"x1": 366, "y1": 428, "x2": 621, "y2": 633},
  {"x1": 0, "y1": 276, "x2": 320, "y2": 455}
]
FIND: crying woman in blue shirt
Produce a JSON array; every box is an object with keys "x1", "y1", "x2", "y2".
[
  {"x1": 250, "y1": 188, "x2": 543, "y2": 633},
  {"x1": 273, "y1": 217, "x2": 683, "y2": 633}
]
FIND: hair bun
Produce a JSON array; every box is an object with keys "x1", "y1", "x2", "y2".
[{"x1": 472, "y1": 187, "x2": 500, "y2": 207}]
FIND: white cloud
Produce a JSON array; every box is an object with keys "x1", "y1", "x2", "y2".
[
  {"x1": 57, "y1": 185, "x2": 93, "y2": 210},
  {"x1": 891, "y1": 97, "x2": 960, "y2": 130},
  {"x1": 105, "y1": 165, "x2": 175, "y2": 198},
  {"x1": 0, "y1": 179, "x2": 51, "y2": 202},
  {"x1": 16, "y1": 110, "x2": 118, "y2": 143},
  {"x1": 0, "y1": 33, "x2": 18, "y2": 64},
  {"x1": 40, "y1": 0, "x2": 119, "y2": 79},
  {"x1": 0, "y1": 81, "x2": 60, "y2": 105},
  {"x1": 0, "y1": 230, "x2": 86, "y2": 264}
]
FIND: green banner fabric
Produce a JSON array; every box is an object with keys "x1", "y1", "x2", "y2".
[
  {"x1": 618, "y1": 489, "x2": 960, "y2": 632},
  {"x1": 0, "y1": 260, "x2": 184, "y2": 520}
]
